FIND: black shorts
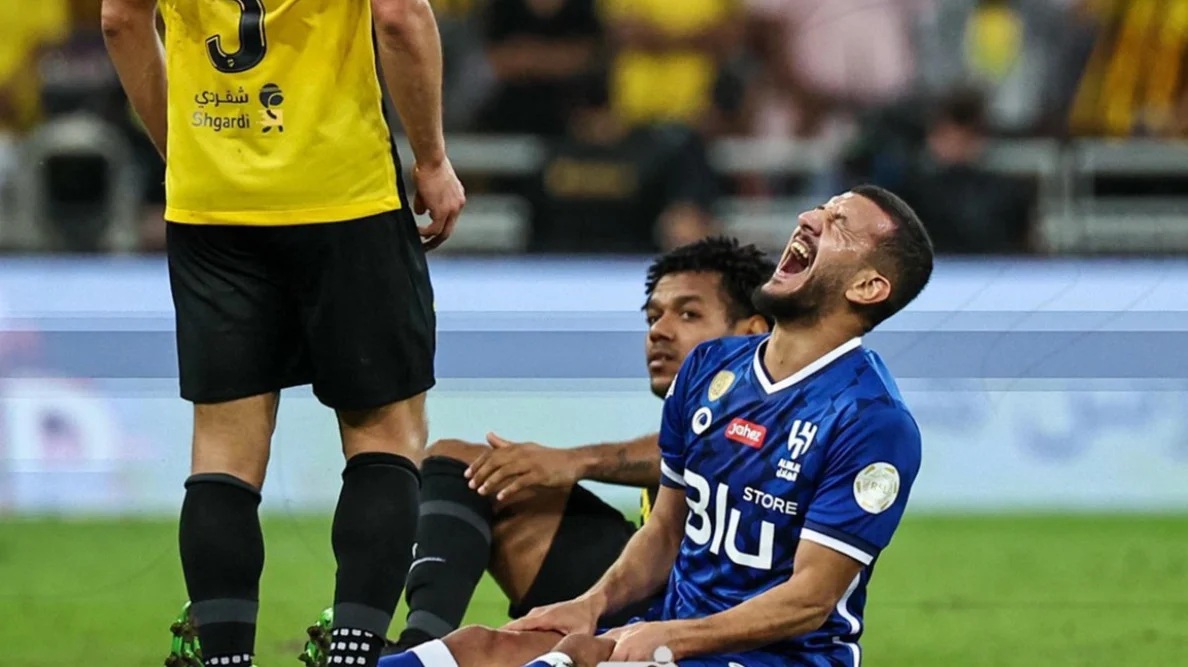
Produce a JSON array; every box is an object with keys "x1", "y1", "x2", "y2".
[
  {"x1": 166, "y1": 209, "x2": 435, "y2": 410},
  {"x1": 509, "y1": 485, "x2": 660, "y2": 627}
]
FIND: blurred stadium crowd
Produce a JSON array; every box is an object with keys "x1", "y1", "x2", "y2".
[{"x1": 2, "y1": 0, "x2": 1187, "y2": 255}]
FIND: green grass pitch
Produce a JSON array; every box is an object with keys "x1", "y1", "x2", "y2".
[{"x1": 2, "y1": 514, "x2": 1186, "y2": 666}]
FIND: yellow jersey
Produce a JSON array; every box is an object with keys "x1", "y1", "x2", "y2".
[
  {"x1": 0, "y1": 0, "x2": 69, "y2": 132},
  {"x1": 1068, "y1": 0, "x2": 1188, "y2": 137},
  {"x1": 160, "y1": 0, "x2": 401, "y2": 225},
  {"x1": 603, "y1": 0, "x2": 737, "y2": 127}
]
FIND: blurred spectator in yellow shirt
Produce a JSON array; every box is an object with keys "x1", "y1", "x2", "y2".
[
  {"x1": 603, "y1": 0, "x2": 742, "y2": 130},
  {"x1": 0, "y1": 0, "x2": 69, "y2": 134},
  {"x1": 0, "y1": 0, "x2": 69, "y2": 195},
  {"x1": 1068, "y1": 0, "x2": 1188, "y2": 137}
]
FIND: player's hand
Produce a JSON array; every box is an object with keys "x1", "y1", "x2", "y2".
[
  {"x1": 413, "y1": 157, "x2": 465, "y2": 251},
  {"x1": 503, "y1": 596, "x2": 602, "y2": 636},
  {"x1": 465, "y1": 433, "x2": 582, "y2": 503},
  {"x1": 603, "y1": 622, "x2": 680, "y2": 663}
]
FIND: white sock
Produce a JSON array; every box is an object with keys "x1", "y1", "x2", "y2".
[
  {"x1": 328, "y1": 628, "x2": 381, "y2": 666},
  {"x1": 410, "y1": 640, "x2": 460, "y2": 667},
  {"x1": 204, "y1": 654, "x2": 253, "y2": 667}
]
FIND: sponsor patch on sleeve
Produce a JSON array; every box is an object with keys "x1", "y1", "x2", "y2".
[{"x1": 853, "y1": 462, "x2": 900, "y2": 514}]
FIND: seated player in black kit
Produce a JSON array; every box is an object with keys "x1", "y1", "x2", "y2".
[{"x1": 387, "y1": 237, "x2": 775, "y2": 652}]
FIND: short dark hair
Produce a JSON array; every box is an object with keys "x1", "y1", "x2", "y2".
[
  {"x1": 644, "y1": 236, "x2": 775, "y2": 326},
  {"x1": 850, "y1": 184, "x2": 934, "y2": 330}
]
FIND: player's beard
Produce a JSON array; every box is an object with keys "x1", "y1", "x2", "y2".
[{"x1": 752, "y1": 268, "x2": 845, "y2": 328}]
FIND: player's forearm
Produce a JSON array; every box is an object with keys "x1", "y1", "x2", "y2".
[
  {"x1": 584, "y1": 511, "x2": 681, "y2": 615},
  {"x1": 373, "y1": 0, "x2": 447, "y2": 167},
  {"x1": 572, "y1": 433, "x2": 660, "y2": 488},
  {"x1": 101, "y1": 0, "x2": 167, "y2": 158},
  {"x1": 667, "y1": 577, "x2": 833, "y2": 657}
]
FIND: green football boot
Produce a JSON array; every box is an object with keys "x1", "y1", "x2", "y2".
[
  {"x1": 164, "y1": 602, "x2": 203, "y2": 667},
  {"x1": 298, "y1": 607, "x2": 334, "y2": 667}
]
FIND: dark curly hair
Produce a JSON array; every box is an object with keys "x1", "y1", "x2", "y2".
[{"x1": 644, "y1": 236, "x2": 776, "y2": 326}]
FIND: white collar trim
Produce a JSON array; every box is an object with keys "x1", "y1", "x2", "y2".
[{"x1": 752, "y1": 336, "x2": 863, "y2": 395}]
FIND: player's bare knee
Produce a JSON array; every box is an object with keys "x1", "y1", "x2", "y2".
[
  {"x1": 338, "y1": 392, "x2": 428, "y2": 462},
  {"x1": 190, "y1": 395, "x2": 278, "y2": 487},
  {"x1": 425, "y1": 438, "x2": 487, "y2": 466},
  {"x1": 189, "y1": 451, "x2": 268, "y2": 489}
]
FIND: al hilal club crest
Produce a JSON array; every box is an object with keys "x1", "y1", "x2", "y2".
[{"x1": 708, "y1": 370, "x2": 736, "y2": 402}]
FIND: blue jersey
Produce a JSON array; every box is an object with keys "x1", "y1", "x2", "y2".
[{"x1": 655, "y1": 335, "x2": 922, "y2": 665}]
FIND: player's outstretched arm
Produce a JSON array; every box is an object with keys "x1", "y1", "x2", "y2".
[
  {"x1": 101, "y1": 0, "x2": 167, "y2": 158},
  {"x1": 571, "y1": 432, "x2": 661, "y2": 488},
  {"x1": 661, "y1": 541, "x2": 864, "y2": 658},
  {"x1": 505, "y1": 485, "x2": 685, "y2": 634},
  {"x1": 584, "y1": 484, "x2": 685, "y2": 615},
  {"x1": 371, "y1": 0, "x2": 465, "y2": 249},
  {"x1": 466, "y1": 432, "x2": 661, "y2": 502}
]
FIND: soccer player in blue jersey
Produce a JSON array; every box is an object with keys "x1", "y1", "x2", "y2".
[
  {"x1": 380, "y1": 184, "x2": 933, "y2": 667},
  {"x1": 373, "y1": 237, "x2": 774, "y2": 655}
]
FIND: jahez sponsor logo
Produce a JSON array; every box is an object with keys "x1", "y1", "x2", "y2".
[{"x1": 725, "y1": 418, "x2": 766, "y2": 448}]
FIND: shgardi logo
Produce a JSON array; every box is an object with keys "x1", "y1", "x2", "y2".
[
  {"x1": 597, "y1": 646, "x2": 677, "y2": 667},
  {"x1": 259, "y1": 83, "x2": 284, "y2": 133}
]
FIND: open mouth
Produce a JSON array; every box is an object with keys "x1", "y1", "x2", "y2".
[
  {"x1": 778, "y1": 237, "x2": 815, "y2": 276},
  {"x1": 647, "y1": 350, "x2": 676, "y2": 370}
]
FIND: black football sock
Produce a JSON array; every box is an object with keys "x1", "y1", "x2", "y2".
[
  {"x1": 331, "y1": 452, "x2": 421, "y2": 667},
  {"x1": 396, "y1": 456, "x2": 494, "y2": 648},
  {"x1": 178, "y1": 473, "x2": 264, "y2": 667}
]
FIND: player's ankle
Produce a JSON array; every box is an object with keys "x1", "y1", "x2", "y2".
[
  {"x1": 328, "y1": 627, "x2": 385, "y2": 666},
  {"x1": 392, "y1": 628, "x2": 435, "y2": 653}
]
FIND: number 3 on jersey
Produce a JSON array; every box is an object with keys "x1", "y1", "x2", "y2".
[
  {"x1": 684, "y1": 469, "x2": 775, "y2": 570},
  {"x1": 206, "y1": 0, "x2": 267, "y2": 73}
]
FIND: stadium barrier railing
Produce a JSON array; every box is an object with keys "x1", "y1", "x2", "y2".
[
  {"x1": 4, "y1": 119, "x2": 1188, "y2": 254},
  {"x1": 385, "y1": 134, "x2": 1188, "y2": 255},
  {"x1": 3, "y1": 114, "x2": 142, "y2": 253}
]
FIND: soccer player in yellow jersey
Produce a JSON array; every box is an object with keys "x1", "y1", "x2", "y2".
[{"x1": 100, "y1": 1, "x2": 465, "y2": 666}]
